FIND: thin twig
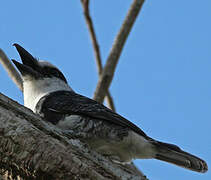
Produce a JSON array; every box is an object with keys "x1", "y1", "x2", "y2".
[
  {"x1": 0, "y1": 48, "x2": 23, "y2": 91},
  {"x1": 93, "y1": 0, "x2": 145, "y2": 103},
  {"x1": 80, "y1": 0, "x2": 115, "y2": 111},
  {"x1": 80, "y1": 0, "x2": 102, "y2": 75}
]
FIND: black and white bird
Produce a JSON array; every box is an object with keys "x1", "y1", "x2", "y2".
[{"x1": 12, "y1": 43, "x2": 208, "y2": 173}]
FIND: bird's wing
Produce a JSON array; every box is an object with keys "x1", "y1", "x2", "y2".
[{"x1": 37, "y1": 90, "x2": 149, "y2": 139}]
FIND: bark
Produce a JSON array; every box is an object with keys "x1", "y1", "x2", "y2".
[{"x1": 0, "y1": 93, "x2": 148, "y2": 180}]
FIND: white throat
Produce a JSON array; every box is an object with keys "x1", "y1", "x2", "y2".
[{"x1": 23, "y1": 77, "x2": 72, "y2": 112}]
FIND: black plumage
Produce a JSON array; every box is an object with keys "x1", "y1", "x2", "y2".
[{"x1": 36, "y1": 90, "x2": 149, "y2": 139}]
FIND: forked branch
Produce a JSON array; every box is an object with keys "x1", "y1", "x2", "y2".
[
  {"x1": 80, "y1": 0, "x2": 116, "y2": 111},
  {"x1": 93, "y1": 0, "x2": 145, "y2": 103}
]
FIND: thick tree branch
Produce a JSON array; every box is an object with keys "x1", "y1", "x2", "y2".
[
  {"x1": 0, "y1": 93, "x2": 147, "y2": 180},
  {"x1": 80, "y1": 0, "x2": 115, "y2": 111},
  {"x1": 0, "y1": 49, "x2": 23, "y2": 91},
  {"x1": 93, "y1": 0, "x2": 145, "y2": 103}
]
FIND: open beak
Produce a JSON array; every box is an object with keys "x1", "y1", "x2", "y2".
[
  {"x1": 12, "y1": 43, "x2": 40, "y2": 77},
  {"x1": 12, "y1": 59, "x2": 39, "y2": 77},
  {"x1": 13, "y1": 43, "x2": 39, "y2": 68}
]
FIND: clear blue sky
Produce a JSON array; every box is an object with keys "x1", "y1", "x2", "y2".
[{"x1": 0, "y1": 1, "x2": 210, "y2": 179}]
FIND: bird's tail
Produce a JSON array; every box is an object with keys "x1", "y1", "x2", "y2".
[{"x1": 152, "y1": 141, "x2": 208, "y2": 173}]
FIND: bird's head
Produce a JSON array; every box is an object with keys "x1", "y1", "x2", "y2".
[
  {"x1": 12, "y1": 43, "x2": 71, "y2": 111},
  {"x1": 12, "y1": 43, "x2": 67, "y2": 83}
]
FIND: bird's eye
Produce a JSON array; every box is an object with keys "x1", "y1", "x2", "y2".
[
  {"x1": 42, "y1": 66, "x2": 67, "y2": 83},
  {"x1": 51, "y1": 68, "x2": 67, "y2": 83},
  {"x1": 51, "y1": 69, "x2": 60, "y2": 76}
]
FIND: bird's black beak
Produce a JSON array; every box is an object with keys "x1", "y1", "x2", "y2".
[
  {"x1": 13, "y1": 43, "x2": 39, "y2": 68},
  {"x1": 12, "y1": 43, "x2": 40, "y2": 77},
  {"x1": 12, "y1": 59, "x2": 39, "y2": 77}
]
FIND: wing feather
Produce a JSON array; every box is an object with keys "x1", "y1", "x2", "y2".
[{"x1": 37, "y1": 91, "x2": 149, "y2": 139}]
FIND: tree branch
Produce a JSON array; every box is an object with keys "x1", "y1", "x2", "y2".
[
  {"x1": 0, "y1": 49, "x2": 23, "y2": 91},
  {"x1": 80, "y1": 0, "x2": 102, "y2": 75},
  {"x1": 0, "y1": 93, "x2": 147, "y2": 180},
  {"x1": 80, "y1": 0, "x2": 116, "y2": 111},
  {"x1": 93, "y1": 0, "x2": 145, "y2": 103}
]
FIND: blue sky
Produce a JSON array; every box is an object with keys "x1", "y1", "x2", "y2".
[{"x1": 0, "y1": 1, "x2": 210, "y2": 179}]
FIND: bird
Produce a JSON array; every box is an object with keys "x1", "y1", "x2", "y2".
[{"x1": 11, "y1": 43, "x2": 208, "y2": 173}]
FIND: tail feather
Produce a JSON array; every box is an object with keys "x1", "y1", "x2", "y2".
[{"x1": 152, "y1": 141, "x2": 208, "y2": 173}]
